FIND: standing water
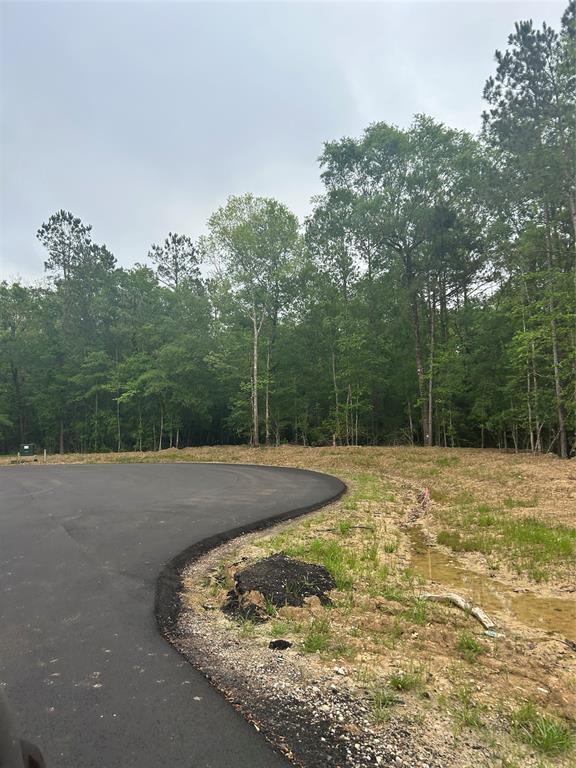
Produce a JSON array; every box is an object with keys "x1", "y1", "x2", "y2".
[{"x1": 408, "y1": 527, "x2": 575, "y2": 637}]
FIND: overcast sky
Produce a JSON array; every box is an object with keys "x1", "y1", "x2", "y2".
[{"x1": 0, "y1": 0, "x2": 565, "y2": 282}]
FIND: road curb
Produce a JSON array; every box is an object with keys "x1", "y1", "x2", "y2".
[{"x1": 154, "y1": 464, "x2": 346, "y2": 639}]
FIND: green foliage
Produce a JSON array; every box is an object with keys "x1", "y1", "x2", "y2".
[
  {"x1": 511, "y1": 702, "x2": 574, "y2": 755},
  {"x1": 1, "y1": 5, "x2": 574, "y2": 459},
  {"x1": 456, "y1": 632, "x2": 485, "y2": 662},
  {"x1": 302, "y1": 617, "x2": 332, "y2": 653},
  {"x1": 452, "y1": 685, "x2": 486, "y2": 729},
  {"x1": 372, "y1": 685, "x2": 399, "y2": 722},
  {"x1": 388, "y1": 664, "x2": 425, "y2": 692},
  {"x1": 283, "y1": 538, "x2": 356, "y2": 590}
]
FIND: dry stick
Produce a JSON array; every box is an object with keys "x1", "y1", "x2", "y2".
[{"x1": 419, "y1": 592, "x2": 497, "y2": 631}]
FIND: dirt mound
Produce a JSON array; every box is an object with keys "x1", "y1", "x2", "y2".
[{"x1": 225, "y1": 553, "x2": 336, "y2": 619}]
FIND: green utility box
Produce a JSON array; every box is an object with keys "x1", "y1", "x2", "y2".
[{"x1": 19, "y1": 443, "x2": 35, "y2": 457}]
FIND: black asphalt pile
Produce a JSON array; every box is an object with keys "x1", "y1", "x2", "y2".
[{"x1": 225, "y1": 553, "x2": 336, "y2": 620}]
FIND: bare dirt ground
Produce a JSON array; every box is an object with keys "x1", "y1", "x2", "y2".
[{"x1": 8, "y1": 446, "x2": 575, "y2": 767}]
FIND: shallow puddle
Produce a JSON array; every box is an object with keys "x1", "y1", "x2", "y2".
[{"x1": 408, "y1": 528, "x2": 575, "y2": 638}]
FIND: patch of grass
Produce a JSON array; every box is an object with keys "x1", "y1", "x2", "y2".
[
  {"x1": 475, "y1": 504, "x2": 498, "y2": 527},
  {"x1": 453, "y1": 685, "x2": 485, "y2": 729},
  {"x1": 456, "y1": 631, "x2": 485, "y2": 663},
  {"x1": 302, "y1": 617, "x2": 331, "y2": 653},
  {"x1": 435, "y1": 456, "x2": 460, "y2": 468},
  {"x1": 437, "y1": 530, "x2": 494, "y2": 555},
  {"x1": 503, "y1": 518, "x2": 575, "y2": 581},
  {"x1": 331, "y1": 641, "x2": 357, "y2": 661},
  {"x1": 429, "y1": 488, "x2": 450, "y2": 503},
  {"x1": 284, "y1": 538, "x2": 357, "y2": 590},
  {"x1": 382, "y1": 540, "x2": 398, "y2": 553},
  {"x1": 436, "y1": 507, "x2": 574, "y2": 581},
  {"x1": 388, "y1": 664, "x2": 425, "y2": 692},
  {"x1": 437, "y1": 530, "x2": 461, "y2": 549},
  {"x1": 350, "y1": 472, "x2": 383, "y2": 502},
  {"x1": 372, "y1": 685, "x2": 399, "y2": 722},
  {"x1": 372, "y1": 621, "x2": 404, "y2": 650},
  {"x1": 503, "y1": 496, "x2": 538, "y2": 509},
  {"x1": 403, "y1": 599, "x2": 428, "y2": 626},
  {"x1": 239, "y1": 618, "x2": 257, "y2": 638},
  {"x1": 337, "y1": 520, "x2": 353, "y2": 535},
  {"x1": 270, "y1": 619, "x2": 295, "y2": 638},
  {"x1": 511, "y1": 702, "x2": 574, "y2": 756},
  {"x1": 504, "y1": 517, "x2": 574, "y2": 557},
  {"x1": 361, "y1": 540, "x2": 379, "y2": 563},
  {"x1": 378, "y1": 584, "x2": 404, "y2": 602},
  {"x1": 452, "y1": 490, "x2": 476, "y2": 505}
]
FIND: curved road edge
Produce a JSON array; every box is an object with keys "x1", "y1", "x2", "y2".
[{"x1": 155, "y1": 463, "x2": 346, "y2": 639}]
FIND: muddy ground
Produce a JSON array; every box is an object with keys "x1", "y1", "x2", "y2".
[{"x1": 172, "y1": 447, "x2": 575, "y2": 768}]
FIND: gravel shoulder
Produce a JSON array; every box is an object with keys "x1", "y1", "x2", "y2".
[{"x1": 167, "y1": 448, "x2": 576, "y2": 768}]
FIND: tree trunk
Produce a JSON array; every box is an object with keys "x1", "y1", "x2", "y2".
[
  {"x1": 545, "y1": 226, "x2": 568, "y2": 458},
  {"x1": 251, "y1": 310, "x2": 259, "y2": 447},
  {"x1": 265, "y1": 341, "x2": 271, "y2": 446},
  {"x1": 59, "y1": 418, "x2": 64, "y2": 454},
  {"x1": 332, "y1": 350, "x2": 341, "y2": 444},
  {"x1": 407, "y1": 399, "x2": 414, "y2": 446},
  {"x1": 138, "y1": 404, "x2": 143, "y2": 452},
  {"x1": 404, "y1": 249, "x2": 428, "y2": 446},
  {"x1": 426, "y1": 292, "x2": 435, "y2": 447},
  {"x1": 409, "y1": 295, "x2": 428, "y2": 444},
  {"x1": 94, "y1": 392, "x2": 98, "y2": 452},
  {"x1": 158, "y1": 405, "x2": 164, "y2": 452},
  {"x1": 116, "y1": 397, "x2": 121, "y2": 452}
]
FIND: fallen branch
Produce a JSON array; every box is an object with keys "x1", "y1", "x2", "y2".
[{"x1": 419, "y1": 592, "x2": 497, "y2": 631}]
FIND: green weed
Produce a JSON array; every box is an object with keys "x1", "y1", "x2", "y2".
[
  {"x1": 388, "y1": 664, "x2": 425, "y2": 692},
  {"x1": 302, "y1": 617, "x2": 331, "y2": 653},
  {"x1": 511, "y1": 702, "x2": 574, "y2": 756},
  {"x1": 270, "y1": 620, "x2": 294, "y2": 638},
  {"x1": 456, "y1": 631, "x2": 485, "y2": 663},
  {"x1": 435, "y1": 456, "x2": 460, "y2": 468},
  {"x1": 503, "y1": 496, "x2": 538, "y2": 509},
  {"x1": 404, "y1": 599, "x2": 428, "y2": 625},
  {"x1": 372, "y1": 686, "x2": 399, "y2": 722},
  {"x1": 453, "y1": 685, "x2": 485, "y2": 729},
  {"x1": 338, "y1": 520, "x2": 352, "y2": 535}
]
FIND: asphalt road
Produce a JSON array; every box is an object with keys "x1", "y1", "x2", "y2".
[{"x1": 0, "y1": 463, "x2": 345, "y2": 767}]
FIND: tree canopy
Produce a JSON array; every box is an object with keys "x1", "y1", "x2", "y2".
[{"x1": 1, "y1": 3, "x2": 574, "y2": 456}]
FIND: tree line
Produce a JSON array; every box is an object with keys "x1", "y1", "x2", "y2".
[{"x1": 1, "y1": 4, "x2": 575, "y2": 456}]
